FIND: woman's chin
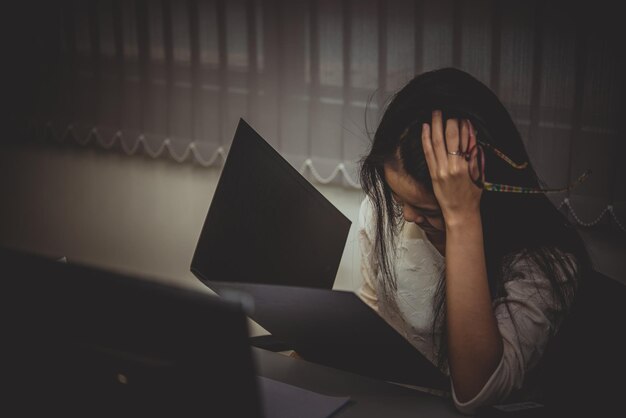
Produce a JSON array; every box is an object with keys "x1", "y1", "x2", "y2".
[
  {"x1": 423, "y1": 229, "x2": 446, "y2": 245},
  {"x1": 420, "y1": 226, "x2": 443, "y2": 236}
]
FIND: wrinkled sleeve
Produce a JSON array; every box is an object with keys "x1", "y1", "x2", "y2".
[
  {"x1": 452, "y1": 252, "x2": 577, "y2": 414},
  {"x1": 356, "y1": 197, "x2": 379, "y2": 311}
]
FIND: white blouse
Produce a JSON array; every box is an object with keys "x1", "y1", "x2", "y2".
[{"x1": 356, "y1": 197, "x2": 575, "y2": 414}]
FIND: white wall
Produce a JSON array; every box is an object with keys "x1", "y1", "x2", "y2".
[{"x1": 0, "y1": 143, "x2": 365, "y2": 335}]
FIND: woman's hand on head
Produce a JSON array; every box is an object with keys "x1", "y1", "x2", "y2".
[{"x1": 421, "y1": 110, "x2": 483, "y2": 227}]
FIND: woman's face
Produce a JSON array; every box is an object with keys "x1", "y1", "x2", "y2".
[{"x1": 383, "y1": 160, "x2": 446, "y2": 240}]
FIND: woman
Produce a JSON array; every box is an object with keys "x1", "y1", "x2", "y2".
[{"x1": 358, "y1": 67, "x2": 592, "y2": 413}]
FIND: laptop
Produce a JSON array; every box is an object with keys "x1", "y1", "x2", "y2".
[
  {"x1": 190, "y1": 120, "x2": 448, "y2": 391},
  {"x1": 191, "y1": 118, "x2": 351, "y2": 290},
  {"x1": 1, "y1": 247, "x2": 262, "y2": 417}
]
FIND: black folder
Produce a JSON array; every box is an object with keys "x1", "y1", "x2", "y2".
[
  {"x1": 191, "y1": 119, "x2": 448, "y2": 391},
  {"x1": 191, "y1": 119, "x2": 351, "y2": 290}
]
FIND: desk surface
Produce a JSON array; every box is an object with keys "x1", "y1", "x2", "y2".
[{"x1": 253, "y1": 348, "x2": 464, "y2": 418}]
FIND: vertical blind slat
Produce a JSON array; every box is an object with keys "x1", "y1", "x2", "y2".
[
  {"x1": 188, "y1": 0, "x2": 200, "y2": 143},
  {"x1": 136, "y1": 0, "x2": 150, "y2": 134},
  {"x1": 61, "y1": 1, "x2": 78, "y2": 129},
  {"x1": 341, "y1": 0, "x2": 351, "y2": 162},
  {"x1": 216, "y1": 0, "x2": 227, "y2": 145},
  {"x1": 489, "y1": 0, "x2": 501, "y2": 95},
  {"x1": 88, "y1": 0, "x2": 101, "y2": 128},
  {"x1": 274, "y1": 0, "x2": 284, "y2": 151},
  {"x1": 245, "y1": 0, "x2": 259, "y2": 125},
  {"x1": 161, "y1": 0, "x2": 174, "y2": 139},
  {"x1": 377, "y1": 0, "x2": 387, "y2": 112},
  {"x1": 111, "y1": 0, "x2": 124, "y2": 132},
  {"x1": 567, "y1": 16, "x2": 587, "y2": 199},
  {"x1": 413, "y1": 0, "x2": 424, "y2": 74},
  {"x1": 307, "y1": 0, "x2": 320, "y2": 157},
  {"x1": 451, "y1": 0, "x2": 462, "y2": 68},
  {"x1": 528, "y1": 1, "x2": 544, "y2": 157}
]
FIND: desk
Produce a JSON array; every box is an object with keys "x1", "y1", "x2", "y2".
[{"x1": 253, "y1": 348, "x2": 464, "y2": 417}]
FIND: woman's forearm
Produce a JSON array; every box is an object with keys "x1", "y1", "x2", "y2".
[{"x1": 444, "y1": 212, "x2": 503, "y2": 402}]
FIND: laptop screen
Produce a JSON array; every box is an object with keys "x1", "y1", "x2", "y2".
[
  {"x1": 191, "y1": 119, "x2": 351, "y2": 289},
  {"x1": 2, "y1": 247, "x2": 262, "y2": 417}
]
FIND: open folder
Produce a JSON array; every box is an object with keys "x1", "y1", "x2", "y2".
[{"x1": 191, "y1": 119, "x2": 448, "y2": 391}]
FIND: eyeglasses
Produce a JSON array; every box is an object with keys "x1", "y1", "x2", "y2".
[
  {"x1": 466, "y1": 140, "x2": 591, "y2": 194},
  {"x1": 398, "y1": 121, "x2": 591, "y2": 194}
]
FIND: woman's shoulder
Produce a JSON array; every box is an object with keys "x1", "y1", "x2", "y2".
[
  {"x1": 358, "y1": 195, "x2": 374, "y2": 223},
  {"x1": 358, "y1": 195, "x2": 377, "y2": 237},
  {"x1": 502, "y1": 247, "x2": 579, "y2": 281},
  {"x1": 498, "y1": 247, "x2": 580, "y2": 311}
]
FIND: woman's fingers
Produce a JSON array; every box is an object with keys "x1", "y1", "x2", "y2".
[
  {"x1": 459, "y1": 119, "x2": 470, "y2": 155},
  {"x1": 421, "y1": 122, "x2": 437, "y2": 174},
  {"x1": 422, "y1": 114, "x2": 483, "y2": 219},
  {"x1": 445, "y1": 118, "x2": 461, "y2": 155},
  {"x1": 423, "y1": 113, "x2": 478, "y2": 181},
  {"x1": 467, "y1": 119, "x2": 477, "y2": 150},
  {"x1": 430, "y1": 110, "x2": 448, "y2": 168},
  {"x1": 467, "y1": 122, "x2": 483, "y2": 182}
]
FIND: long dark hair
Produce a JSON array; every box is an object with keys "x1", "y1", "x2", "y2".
[{"x1": 359, "y1": 67, "x2": 593, "y2": 369}]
